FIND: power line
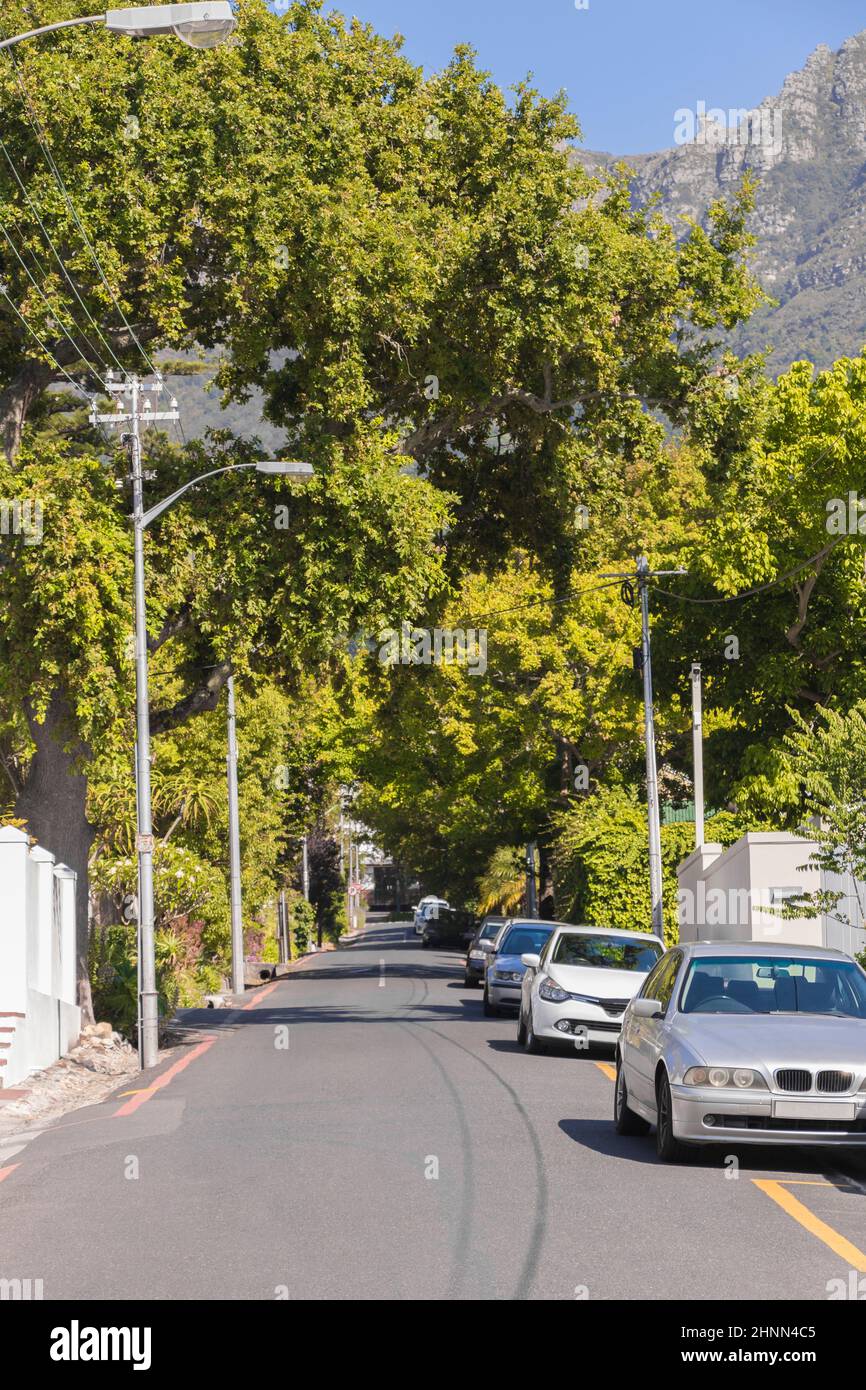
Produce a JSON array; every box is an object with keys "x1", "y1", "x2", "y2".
[
  {"x1": 651, "y1": 540, "x2": 843, "y2": 605},
  {"x1": 465, "y1": 577, "x2": 624, "y2": 623},
  {"x1": 0, "y1": 126, "x2": 125, "y2": 374},
  {"x1": 6, "y1": 51, "x2": 158, "y2": 376},
  {"x1": 0, "y1": 279, "x2": 99, "y2": 402},
  {"x1": 0, "y1": 219, "x2": 109, "y2": 388}
]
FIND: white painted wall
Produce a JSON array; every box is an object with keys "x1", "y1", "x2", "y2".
[
  {"x1": 0, "y1": 826, "x2": 81, "y2": 1087},
  {"x1": 677, "y1": 832, "x2": 861, "y2": 951}
]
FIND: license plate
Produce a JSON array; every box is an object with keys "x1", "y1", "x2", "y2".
[{"x1": 773, "y1": 1100, "x2": 857, "y2": 1122}]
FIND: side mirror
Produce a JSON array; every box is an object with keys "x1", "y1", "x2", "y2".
[
  {"x1": 521, "y1": 953, "x2": 541, "y2": 969},
  {"x1": 479, "y1": 939, "x2": 495, "y2": 953},
  {"x1": 631, "y1": 997, "x2": 663, "y2": 1019}
]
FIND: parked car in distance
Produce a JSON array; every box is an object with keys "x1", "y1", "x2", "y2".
[
  {"x1": 464, "y1": 916, "x2": 507, "y2": 987},
  {"x1": 481, "y1": 920, "x2": 558, "y2": 1016},
  {"x1": 615, "y1": 940, "x2": 866, "y2": 1162},
  {"x1": 518, "y1": 925, "x2": 663, "y2": 1054},
  {"x1": 421, "y1": 907, "x2": 477, "y2": 950},
  {"x1": 414, "y1": 897, "x2": 449, "y2": 935}
]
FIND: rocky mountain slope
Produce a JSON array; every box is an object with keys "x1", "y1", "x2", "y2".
[{"x1": 576, "y1": 31, "x2": 866, "y2": 373}]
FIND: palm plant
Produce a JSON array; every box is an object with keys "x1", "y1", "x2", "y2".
[{"x1": 477, "y1": 846, "x2": 534, "y2": 915}]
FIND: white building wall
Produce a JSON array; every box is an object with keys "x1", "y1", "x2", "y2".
[
  {"x1": 0, "y1": 826, "x2": 81, "y2": 1087},
  {"x1": 677, "y1": 832, "x2": 844, "y2": 950}
]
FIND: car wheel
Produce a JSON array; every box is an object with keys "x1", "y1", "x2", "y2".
[
  {"x1": 614, "y1": 1055, "x2": 650, "y2": 1136},
  {"x1": 483, "y1": 986, "x2": 499, "y2": 1018},
  {"x1": 516, "y1": 1007, "x2": 527, "y2": 1045},
  {"x1": 655, "y1": 1070, "x2": 686, "y2": 1162},
  {"x1": 525, "y1": 1006, "x2": 546, "y2": 1054}
]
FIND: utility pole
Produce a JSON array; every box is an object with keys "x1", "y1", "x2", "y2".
[
  {"x1": 604, "y1": 556, "x2": 687, "y2": 939},
  {"x1": 637, "y1": 558, "x2": 664, "y2": 936},
  {"x1": 226, "y1": 675, "x2": 244, "y2": 995},
  {"x1": 301, "y1": 835, "x2": 310, "y2": 901},
  {"x1": 691, "y1": 662, "x2": 705, "y2": 849},
  {"x1": 92, "y1": 373, "x2": 178, "y2": 1070},
  {"x1": 525, "y1": 842, "x2": 538, "y2": 918}
]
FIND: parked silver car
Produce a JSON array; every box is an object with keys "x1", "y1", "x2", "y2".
[
  {"x1": 615, "y1": 940, "x2": 866, "y2": 1162},
  {"x1": 481, "y1": 919, "x2": 559, "y2": 1015}
]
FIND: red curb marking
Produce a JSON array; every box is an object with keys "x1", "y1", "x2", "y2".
[
  {"x1": 113, "y1": 1036, "x2": 217, "y2": 1117},
  {"x1": 111, "y1": 974, "x2": 282, "y2": 1118},
  {"x1": 0, "y1": 1164, "x2": 19, "y2": 1183},
  {"x1": 242, "y1": 981, "x2": 280, "y2": 1011}
]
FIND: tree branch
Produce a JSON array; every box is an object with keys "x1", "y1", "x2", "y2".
[
  {"x1": 150, "y1": 661, "x2": 232, "y2": 735},
  {"x1": 147, "y1": 606, "x2": 192, "y2": 655}
]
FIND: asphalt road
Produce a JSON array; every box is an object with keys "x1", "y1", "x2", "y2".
[{"x1": 3, "y1": 918, "x2": 866, "y2": 1301}]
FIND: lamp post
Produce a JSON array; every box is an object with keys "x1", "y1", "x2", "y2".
[
  {"x1": 140, "y1": 455, "x2": 312, "y2": 1059},
  {"x1": 89, "y1": 376, "x2": 313, "y2": 1064},
  {"x1": 0, "y1": 4, "x2": 237, "y2": 53}
]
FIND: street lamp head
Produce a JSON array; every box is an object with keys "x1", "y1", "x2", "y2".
[
  {"x1": 105, "y1": 4, "x2": 236, "y2": 47},
  {"x1": 255, "y1": 460, "x2": 315, "y2": 478}
]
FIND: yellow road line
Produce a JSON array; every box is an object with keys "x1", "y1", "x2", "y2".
[
  {"x1": 777, "y1": 1179, "x2": 856, "y2": 1189},
  {"x1": 753, "y1": 1178, "x2": 866, "y2": 1271},
  {"x1": 595, "y1": 1061, "x2": 616, "y2": 1081}
]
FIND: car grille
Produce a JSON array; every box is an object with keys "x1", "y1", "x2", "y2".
[
  {"x1": 567, "y1": 1017, "x2": 622, "y2": 1033},
  {"x1": 597, "y1": 998, "x2": 629, "y2": 1016},
  {"x1": 712, "y1": 1114, "x2": 866, "y2": 1134},
  {"x1": 775, "y1": 1068, "x2": 811, "y2": 1093},
  {"x1": 817, "y1": 1070, "x2": 853, "y2": 1094}
]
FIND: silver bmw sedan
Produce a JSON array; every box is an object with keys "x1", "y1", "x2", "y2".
[{"x1": 615, "y1": 940, "x2": 866, "y2": 1162}]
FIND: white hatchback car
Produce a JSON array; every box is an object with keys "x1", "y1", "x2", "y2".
[{"x1": 517, "y1": 924, "x2": 664, "y2": 1053}]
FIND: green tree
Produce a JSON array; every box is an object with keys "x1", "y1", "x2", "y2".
[
  {"x1": 0, "y1": 0, "x2": 764, "y2": 1006},
  {"x1": 775, "y1": 703, "x2": 866, "y2": 927}
]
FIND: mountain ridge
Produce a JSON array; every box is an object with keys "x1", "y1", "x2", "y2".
[{"x1": 575, "y1": 30, "x2": 866, "y2": 373}]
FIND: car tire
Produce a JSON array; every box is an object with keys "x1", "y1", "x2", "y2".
[
  {"x1": 525, "y1": 1006, "x2": 546, "y2": 1054},
  {"x1": 483, "y1": 987, "x2": 499, "y2": 1018},
  {"x1": 614, "y1": 1056, "x2": 650, "y2": 1136},
  {"x1": 516, "y1": 1008, "x2": 528, "y2": 1045},
  {"x1": 655, "y1": 1070, "x2": 686, "y2": 1162}
]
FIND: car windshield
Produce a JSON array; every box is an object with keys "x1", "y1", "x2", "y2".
[
  {"x1": 679, "y1": 956, "x2": 866, "y2": 1017},
  {"x1": 480, "y1": 921, "x2": 503, "y2": 939},
  {"x1": 552, "y1": 934, "x2": 662, "y2": 971},
  {"x1": 497, "y1": 926, "x2": 553, "y2": 956}
]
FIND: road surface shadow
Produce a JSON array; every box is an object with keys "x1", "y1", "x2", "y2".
[
  {"x1": 485, "y1": 1038, "x2": 616, "y2": 1061},
  {"x1": 558, "y1": 1116, "x2": 866, "y2": 1179}
]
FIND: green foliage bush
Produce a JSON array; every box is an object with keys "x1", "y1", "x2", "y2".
[
  {"x1": 91, "y1": 843, "x2": 233, "y2": 1032},
  {"x1": 290, "y1": 898, "x2": 317, "y2": 955}
]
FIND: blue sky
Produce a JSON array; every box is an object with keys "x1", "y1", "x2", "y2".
[{"x1": 311, "y1": 0, "x2": 866, "y2": 154}]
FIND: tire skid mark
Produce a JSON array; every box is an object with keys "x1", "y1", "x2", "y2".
[
  {"x1": 393, "y1": 1017, "x2": 475, "y2": 1301},
  {"x1": 395, "y1": 970, "x2": 547, "y2": 1302},
  {"x1": 414, "y1": 1022, "x2": 549, "y2": 1301}
]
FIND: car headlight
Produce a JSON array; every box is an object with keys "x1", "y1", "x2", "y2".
[
  {"x1": 469, "y1": 951, "x2": 485, "y2": 960},
  {"x1": 539, "y1": 978, "x2": 571, "y2": 1003},
  {"x1": 683, "y1": 1066, "x2": 767, "y2": 1089},
  {"x1": 493, "y1": 970, "x2": 523, "y2": 982}
]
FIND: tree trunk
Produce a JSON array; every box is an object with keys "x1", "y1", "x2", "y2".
[
  {"x1": 15, "y1": 692, "x2": 95, "y2": 1024},
  {"x1": 538, "y1": 841, "x2": 556, "y2": 921},
  {"x1": 0, "y1": 360, "x2": 56, "y2": 462}
]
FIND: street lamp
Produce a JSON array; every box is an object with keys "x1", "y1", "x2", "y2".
[
  {"x1": 91, "y1": 373, "x2": 315, "y2": 1067},
  {"x1": 138, "y1": 454, "x2": 314, "y2": 1060},
  {"x1": 0, "y1": 4, "x2": 236, "y2": 52}
]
